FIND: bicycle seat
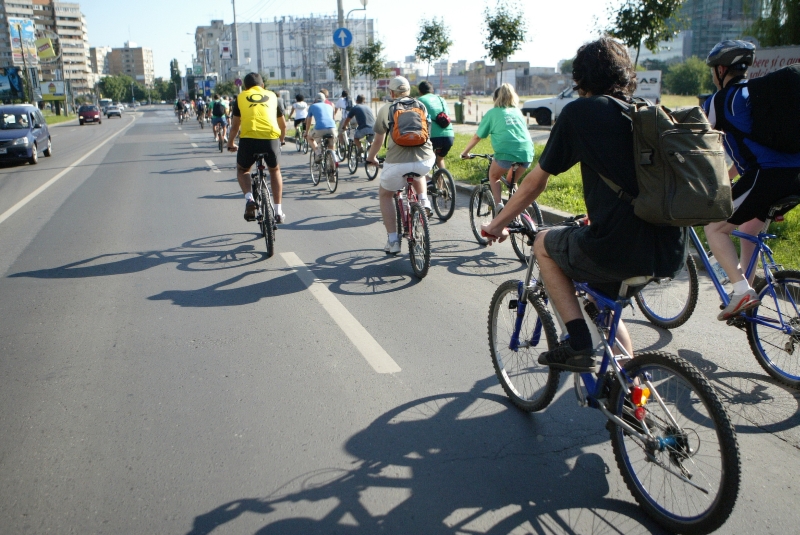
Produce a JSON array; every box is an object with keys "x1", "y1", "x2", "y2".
[
  {"x1": 322, "y1": 133, "x2": 335, "y2": 139},
  {"x1": 403, "y1": 172, "x2": 421, "y2": 179},
  {"x1": 768, "y1": 195, "x2": 800, "y2": 219}
]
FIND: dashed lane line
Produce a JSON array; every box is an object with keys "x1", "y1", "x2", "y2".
[
  {"x1": 205, "y1": 160, "x2": 220, "y2": 173},
  {"x1": 191, "y1": 143, "x2": 198, "y2": 148},
  {"x1": 281, "y1": 252, "x2": 402, "y2": 374}
]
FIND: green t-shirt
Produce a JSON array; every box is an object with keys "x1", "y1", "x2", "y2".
[
  {"x1": 476, "y1": 106, "x2": 534, "y2": 164},
  {"x1": 418, "y1": 94, "x2": 454, "y2": 138}
]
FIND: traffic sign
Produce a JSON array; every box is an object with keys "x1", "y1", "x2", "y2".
[
  {"x1": 235, "y1": 78, "x2": 242, "y2": 87},
  {"x1": 333, "y1": 27, "x2": 353, "y2": 48}
]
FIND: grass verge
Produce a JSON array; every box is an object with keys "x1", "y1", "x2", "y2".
[{"x1": 43, "y1": 111, "x2": 76, "y2": 125}]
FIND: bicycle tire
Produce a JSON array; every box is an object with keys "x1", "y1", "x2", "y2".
[
  {"x1": 431, "y1": 168, "x2": 456, "y2": 221},
  {"x1": 218, "y1": 135, "x2": 223, "y2": 153},
  {"x1": 260, "y1": 182, "x2": 276, "y2": 258},
  {"x1": 488, "y1": 280, "x2": 561, "y2": 412},
  {"x1": 510, "y1": 201, "x2": 545, "y2": 263},
  {"x1": 310, "y1": 152, "x2": 321, "y2": 186},
  {"x1": 469, "y1": 185, "x2": 495, "y2": 245},
  {"x1": 409, "y1": 204, "x2": 431, "y2": 279},
  {"x1": 295, "y1": 132, "x2": 302, "y2": 152},
  {"x1": 325, "y1": 151, "x2": 338, "y2": 193},
  {"x1": 347, "y1": 143, "x2": 358, "y2": 174},
  {"x1": 395, "y1": 193, "x2": 404, "y2": 245},
  {"x1": 302, "y1": 137, "x2": 309, "y2": 154},
  {"x1": 335, "y1": 138, "x2": 346, "y2": 161},
  {"x1": 366, "y1": 160, "x2": 379, "y2": 181},
  {"x1": 747, "y1": 269, "x2": 800, "y2": 388},
  {"x1": 633, "y1": 256, "x2": 699, "y2": 329},
  {"x1": 609, "y1": 351, "x2": 740, "y2": 534}
]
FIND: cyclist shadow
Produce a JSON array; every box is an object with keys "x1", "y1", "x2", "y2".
[
  {"x1": 677, "y1": 349, "x2": 800, "y2": 444},
  {"x1": 621, "y1": 319, "x2": 674, "y2": 352},
  {"x1": 310, "y1": 249, "x2": 422, "y2": 296},
  {"x1": 286, "y1": 206, "x2": 380, "y2": 232},
  {"x1": 429, "y1": 239, "x2": 527, "y2": 279},
  {"x1": 155, "y1": 166, "x2": 215, "y2": 175},
  {"x1": 198, "y1": 192, "x2": 241, "y2": 201},
  {"x1": 186, "y1": 378, "x2": 664, "y2": 535}
]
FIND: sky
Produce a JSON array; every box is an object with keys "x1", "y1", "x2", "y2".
[{"x1": 80, "y1": 0, "x2": 613, "y2": 79}]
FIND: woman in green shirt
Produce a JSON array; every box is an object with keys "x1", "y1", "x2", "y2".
[
  {"x1": 417, "y1": 81, "x2": 455, "y2": 170},
  {"x1": 460, "y1": 83, "x2": 534, "y2": 209}
]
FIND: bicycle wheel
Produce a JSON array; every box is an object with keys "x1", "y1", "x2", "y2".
[
  {"x1": 302, "y1": 137, "x2": 309, "y2": 154},
  {"x1": 325, "y1": 151, "x2": 338, "y2": 193},
  {"x1": 747, "y1": 269, "x2": 800, "y2": 388},
  {"x1": 488, "y1": 280, "x2": 561, "y2": 412},
  {"x1": 510, "y1": 202, "x2": 545, "y2": 263},
  {"x1": 259, "y1": 183, "x2": 276, "y2": 258},
  {"x1": 469, "y1": 185, "x2": 495, "y2": 245},
  {"x1": 431, "y1": 168, "x2": 456, "y2": 221},
  {"x1": 295, "y1": 132, "x2": 302, "y2": 152},
  {"x1": 218, "y1": 134, "x2": 223, "y2": 153},
  {"x1": 395, "y1": 193, "x2": 404, "y2": 242},
  {"x1": 365, "y1": 160, "x2": 379, "y2": 181},
  {"x1": 335, "y1": 138, "x2": 346, "y2": 161},
  {"x1": 609, "y1": 351, "x2": 739, "y2": 534},
  {"x1": 409, "y1": 204, "x2": 431, "y2": 279},
  {"x1": 310, "y1": 152, "x2": 321, "y2": 186},
  {"x1": 634, "y1": 256, "x2": 699, "y2": 329},
  {"x1": 347, "y1": 144, "x2": 358, "y2": 174}
]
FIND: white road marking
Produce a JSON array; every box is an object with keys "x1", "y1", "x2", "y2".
[
  {"x1": 281, "y1": 252, "x2": 402, "y2": 374},
  {"x1": 0, "y1": 117, "x2": 137, "y2": 227},
  {"x1": 191, "y1": 143, "x2": 198, "y2": 148},
  {"x1": 205, "y1": 160, "x2": 220, "y2": 173},
  {"x1": 178, "y1": 126, "x2": 182, "y2": 130}
]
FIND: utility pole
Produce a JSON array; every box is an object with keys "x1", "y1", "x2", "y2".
[
  {"x1": 232, "y1": 0, "x2": 240, "y2": 92},
  {"x1": 14, "y1": 23, "x2": 33, "y2": 104},
  {"x1": 337, "y1": 0, "x2": 349, "y2": 95}
]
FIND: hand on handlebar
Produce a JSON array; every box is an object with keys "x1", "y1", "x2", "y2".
[
  {"x1": 480, "y1": 224, "x2": 509, "y2": 245},
  {"x1": 227, "y1": 142, "x2": 238, "y2": 152},
  {"x1": 461, "y1": 152, "x2": 474, "y2": 160}
]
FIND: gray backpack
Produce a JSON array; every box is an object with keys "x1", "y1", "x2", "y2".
[{"x1": 600, "y1": 98, "x2": 733, "y2": 227}]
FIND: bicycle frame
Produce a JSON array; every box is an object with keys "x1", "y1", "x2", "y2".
[{"x1": 395, "y1": 176, "x2": 421, "y2": 235}]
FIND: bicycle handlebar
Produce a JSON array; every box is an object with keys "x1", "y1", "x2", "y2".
[{"x1": 462, "y1": 153, "x2": 492, "y2": 160}]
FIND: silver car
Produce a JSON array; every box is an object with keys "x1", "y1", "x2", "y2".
[{"x1": 106, "y1": 105, "x2": 122, "y2": 118}]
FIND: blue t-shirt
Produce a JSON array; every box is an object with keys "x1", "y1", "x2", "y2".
[
  {"x1": 704, "y1": 82, "x2": 800, "y2": 174},
  {"x1": 307, "y1": 102, "x2": 336, "y2": 130}
]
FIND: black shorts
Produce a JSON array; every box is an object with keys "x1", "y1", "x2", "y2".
[
  {"x1": 294, "y1": 118, "x2": 306, "y2": 129},
  {"x1": 431, "y1": 136, "x2": 454, "y2": 157},
  {"x1": 237, "y1": 138, "x2": 281, "y2": 170},
  {"x1": 729, "y1": 167, "x2": 800, "y2": 225}
]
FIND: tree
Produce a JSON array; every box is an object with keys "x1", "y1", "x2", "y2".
[
  {"x1": 483, "y1": 0, "x2": 528, "y2": 84},
  {"x1": 169, "y1": 58, "x2": 182, "y2": 89},
  {"x1": 747, "y1": 0, "x2": 800, "y2": 47},
  {"x1": 603, "y1": 0, "x2": 685, "y2": 68},
  {"x1": 663, "y1": 56, "x2": 714, "y2": 95},
  {"x1": 98, "y1": 74, "x2": 134, "y2": 102},
  {"x1": 357, "y1": 40, "x2": 390, "y2": 97},
  {"x1": 326, "y1": 46, "x2": 357, "y2": 83},
  {"x1": 214, "y1": 80, "x2": 237, "y2": 96},
  {"x1": 559, "y1": 58, "x2": 574, "y2": 74},
  {"x1": 415, "y1": 18, "x2": 453, "y2": 79}
]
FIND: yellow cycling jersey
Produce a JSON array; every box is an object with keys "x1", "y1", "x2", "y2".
[{"x1": 235, "y1": 87, "x2": 281, "y2": 140}]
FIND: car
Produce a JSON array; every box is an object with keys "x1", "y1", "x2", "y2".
[
  {"x1": 0, "y1": 104, "x2": 52, "y2": 165},
  {"x1": 78, "y1": 105, "x2": 102, "y2": 125},
  {"x1": 520, "y1": 87, "x2": 579, "y2": 126},
  {"x1": 160, "y1": 100, "x2": 166, "y2": 104},
  {"x1": 106, "y1": 105, "x2": 122, "y2": 118}
]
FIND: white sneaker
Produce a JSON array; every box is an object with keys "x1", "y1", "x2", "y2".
[
  {"x1": 496, "y1": 202, "x2": 505, "y2": 212},
  {"x1": 384, "y1": 239, "x2": 401, "y2": 255},
  {"x1": 275, "y1": 212, "x2": 287, "y2": 224},
  {"x1": 718, "y1": 288, "x2": 760, "y2": 320}
]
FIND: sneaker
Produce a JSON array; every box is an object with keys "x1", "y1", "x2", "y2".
[
  {"x1": 384, "y1": 239, "x2": 401, "y2": 255},
  {"x1": 243, "y1": 201, "x2": 258, "y2": 222},
  {"x1": 718, "y1": 288, "x2": 760, "y2": 320},
  {"x1": 275, "y1": 212, "x2": 287, "y2": 224},
  {"x1": 496, "y1": 202, "x2": 505, "y2": 213},
  {"x1": 537, "y1": 342, "x2": 596, "y2": 373}
]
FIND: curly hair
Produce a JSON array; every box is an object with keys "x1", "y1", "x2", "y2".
[{"x1": 572, "y1": 37, "x2": 637, "y2": 100}]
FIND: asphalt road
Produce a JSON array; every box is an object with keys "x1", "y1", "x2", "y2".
[{"x1": 0, "y1": 106, "x2": 798, "y2": 534}]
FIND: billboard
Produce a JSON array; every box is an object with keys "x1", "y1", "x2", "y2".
[
  {"x1": 40, "y1": 81, "x2": 66, "y2": 101},
  {"x1": 633, "y1": 70, "x2": 662, "y2": 102},
  {"x1": 8, "y1": 18, "x2": 38, "y2": 66},
  {"x1": 0, "y1": 67, "x2": 25, "y2": 100},
  {"x1": 35, "y1": 38, "x2": 56, "y2": 60},
  {"x1": 193, "y1": 63, "x2": 203, "y2": 76},
  {"x1": 750, "y1": 45, "x2": 800, "y2": 78},
  {"x1": 220, "y1": 41, "x2": 232, "y2": 60}
]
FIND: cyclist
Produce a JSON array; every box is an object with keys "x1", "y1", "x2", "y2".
[
  {"x1": 174, "y1": 99, "x2": 186, "y2": 120},
  {"x1": 339, "y1": 94, "x2": 375, "y2": 155},
  {"x1": 460, "y1": 83, "x2": 533, "y2": 211},
  {"x1": 196, "y1": 97, "x2": 206, "y2": 125},
  {"x1": 366, "y1": 76, "x2": 434, "y2": 255},
  {"x1": 319, "y1": 88, "x2": 335, "y2": 110},
  {"x1": 288, "y1": 94, "x2": 309, "y2": 137},
  {"x1": 334, "y1": 90, "x2": 353, "y2": 147},
  {"x1": 227, "y1": 73, "x2": 288, "y2": 224},
  {"x1": 210, "y1": 93, "x2": 228, "y2": 142},
  {"x1": 702, "y1": 40, "x2": 800, "y2": 320},
  {"x1": 418, "y1": 81, "x2": 454, "y2": 171},
  {"x1": 481, "y1": 38, "x2": 687, "y2": 373},
  {"x1": 304, "y1": 93, "x2": 337, "y2": 162}
]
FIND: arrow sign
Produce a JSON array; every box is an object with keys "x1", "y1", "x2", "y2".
[{"x1": 333, "y1": 27, "x2": 353, "y2": 49}]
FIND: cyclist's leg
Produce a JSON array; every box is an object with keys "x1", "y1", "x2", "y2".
[
  {"x1": 533, "y1": 231, "x2": 583, "y2": 323},
  {"x1": 379, "y1": 186, "x2": 397, "y2": 234},
  {"x1": 738, "y1": 217, "x2": 763, "y2": 285},
  {"x1": 488, "y1": 160, "x2": 507, "y2": 206}
]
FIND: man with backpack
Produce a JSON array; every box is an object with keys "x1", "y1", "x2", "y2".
[
  {"x1": 480, "y1": 38, "x2": 688, "y2": 373},
  {"x1": 210, "y1": 94, "x2": 229, "y2": 142},
  {"x1": 366, "y1": 76, "x2": 434, "y2": 255},
  {"x1": 703, "y1": 40, "x2": 800, "y2": 320}
]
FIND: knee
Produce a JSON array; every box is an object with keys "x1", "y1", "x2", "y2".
[{"x1": 533, "y1": 231, "x2": 549, "y2": 257}]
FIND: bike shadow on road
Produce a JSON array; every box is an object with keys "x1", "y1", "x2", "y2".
[
  {"x1": 184, "y1": 377, "x2": 665, "y2": 535},
  {"x1": 430, "y1": 239, "x2": 527, "y2": 279},
  {"x1": 283, "y1": 206, "x2": 381, "y2": 233}
]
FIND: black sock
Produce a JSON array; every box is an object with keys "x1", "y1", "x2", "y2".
[{"x1": 565, "y1": 319, "x2": 592, "y2": 351}]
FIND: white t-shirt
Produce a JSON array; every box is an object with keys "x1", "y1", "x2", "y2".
[
  {"x1": 335, "y1": 97, "x2": 350, "y2": 110},
  {"x1": 292, "y1": 101, "x2": 308, "y2": 120}
]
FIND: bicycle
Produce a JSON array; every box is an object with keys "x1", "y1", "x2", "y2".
[
  {"x1": 178, "y1": 110, "x2": 185, "y2": 125},
  {"x1": 346, "y1": 133, "x2": 378, "y2": 180},
  {"x1": 309, "y1": 133, "x2": 338, "y2": 193},
  {"x1": 249, "y1": 153, "x2": 277, "y2": 258},
  {"x1": 295, "y1": 124, "x2": 308, "y2": 154},
  {"x1": 465, "y1": 153, "x2": 543, "y2": 262},
  {"x1": 487, "y1": 214, "x2": 740, "y2": 534},
  {"x1": 213, "y1": 121, "x2": 226, "y2": 153},
  {"x1": 635, "y1": 195, "x2": 800, "y2": 388},
  {"x1": 426, "y1": 162, "x2": 456, "y2": 221}
]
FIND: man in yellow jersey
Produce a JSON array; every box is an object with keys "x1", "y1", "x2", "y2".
[{"x1": 227, "y1": 73, "x2": 287, "y2": 223}]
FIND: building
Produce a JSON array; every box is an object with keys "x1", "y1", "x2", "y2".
[
  {"x1": 109, "y1": 42, "x2": 154, "y2": 87},
  {"x1": 681, "y1": 0, "x2": 759, "y2": 60},
  {"x1": 632, "y1": 31, "x2": 694, "y2": 65},
  {"x1": 194, "y1": 20, "x2": 226, "y2": 77},
  {"x1": 89, "y1": 45, "x2": 111, "y2": 75}
]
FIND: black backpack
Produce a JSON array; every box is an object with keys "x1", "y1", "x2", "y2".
[{"x1": 212, "y1": 100, "x2": 225, "y2": 117}]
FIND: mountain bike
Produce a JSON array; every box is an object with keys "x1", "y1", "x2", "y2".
[
  {"x1": 636, "y1": 195, "x2": 800, "y2": 388},
  {"x1": 488, "y1": 214, "x2": 740, "y2": 534},
  {"x1": 250, "y1": 153, "x2": 277, "y2": 258},
  {"x1": 426, "y1": 163, "x2": 456, "y2": 221},
  {"x1": 309, "y1": 133, "x2": 338, "y2": 193},
  {"x1": 295, "y1": 123, "x2": 308, "y2": 153},
  {"x1": 465, "y1": 153, "x2": 543, "y2": 262},
  {"x1": 213, "y1": 121, "x2": 226, "y2": 153},
  {"x1": 346, "y1": 133, "x2": 378, "y2": 180}
]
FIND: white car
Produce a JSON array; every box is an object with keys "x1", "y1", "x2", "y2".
[{"x1": 520, "y1": 87, "x2": 579, "y2": 126}]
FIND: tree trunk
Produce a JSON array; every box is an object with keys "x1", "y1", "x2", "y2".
[{"x1": 499, "y1": 60, "x2": 504, "y2": 85}]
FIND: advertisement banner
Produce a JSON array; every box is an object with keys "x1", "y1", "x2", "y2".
[
  {"x1": 8, "y1": 18, "x2": 38, "y2": 66},
  {"x1": 220, "y1": 41, "x2": 232, "y2": 60},
  {"x1": 40, "y1": 81, "x2": 66, "y2": 101},
  {"x1": 35, "y1": 38, "x2": 56, "y2": 60},
  {"x1": 750, "y1": 45, "x2": 800, "y2": 78},
  {"x1": 0, "y1": 67, "x2": 25, "y2": 100},
  {"x1": 193, "y1": 63, "x2": 203, "y2": 76},
  {"x1": 634, "y1": 70, "x2": 662, "y2": 102}
]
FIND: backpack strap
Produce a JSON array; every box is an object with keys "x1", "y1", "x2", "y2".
[
  {"x1": 598, "y1": 173, "x2": 636, "y2": 205},
  {"x1": 712, "y1": 83, "x2": 759, "y2": 169}
]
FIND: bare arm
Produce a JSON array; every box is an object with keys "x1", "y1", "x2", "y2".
[
  {"x1": 460, "y1": 134, "x2": 483, "y2": 158},
  {"x1": 483, "y1": 164, "x2": 551, "y2": 240},
  {"x1": 366, "y1": 132, "x2": 385, "y2": 164},
  {"x1": 277, "y1": 115, "x2": 286, "y2": 144},
  {"x1": 227, "y1": 115, "x2": 241, "y2": 150},
  {"x1": 304, "y1": 117, "x2": 312, "y2": 137},
  {"x1": 341, "y1": 116, "x2": 352, "y2": 130}
]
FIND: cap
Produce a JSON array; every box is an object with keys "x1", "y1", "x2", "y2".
[
  {"x1": 316, "y1": 92, "x2": 326, "y2": 102},
  {"x1": 388, "y1": 76, "x2": 410, "y2": 92}
]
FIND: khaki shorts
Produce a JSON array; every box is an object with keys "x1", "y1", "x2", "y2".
[
  {"x1": 379, "y1": 158, "x2": 435, "y2": 192},
  {"x1": 311, "y1": 127, "x2": 337, "y2": 148}
]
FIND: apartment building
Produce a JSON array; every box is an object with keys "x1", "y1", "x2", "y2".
[
  {"x1": 89, "y1": 45, "x2": 110, "y2": 75},
  {"x1": 108, "y1": 41, "x2": 154, "y2": 87},
  {"x1": 31, "y1": 0, "x2": 92, "y2": 96},
  {"x1": 682, "y1": 0, "x2": 760, "y2": 58}
]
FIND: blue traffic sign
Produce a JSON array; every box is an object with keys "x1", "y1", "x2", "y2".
[{"x1": 333, "y1": 27, "x2": 353, "y2": 48}]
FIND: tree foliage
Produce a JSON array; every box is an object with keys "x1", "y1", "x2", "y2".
[
  {"x1": 415, "y1": 18, "x2": 453, "y2": 78},
  {"x1": 357, "y1": 40, "x2": 390, "y2": 80},
  {"x1": 483, "y1": 0, "x2": 528, "y2": 80},
  {"x1": 326, "y1": 46, "x2": 358, "y2": 83},
  {"x1": 603, "y1": 0, "x2": 685, "y2": 68},
  {"x1": 663, "y1": 56, "x2": 714, "y2": 95},
  {"x1": 747, "y1": 0, "x2": 800, "y2": 47},
  {"x1": 169, "y1": 58, "x2": 182, "y2": 88},
  {"x1": 559, "y1": 58, "x2": 574, "y2": 74}
]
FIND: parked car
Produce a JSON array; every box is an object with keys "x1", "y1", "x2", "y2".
[
  {"x1": 0, "y1": 104, "x2": 52, "y2": 165},
  {"x1": 106, "y1": 105, "x2": 122, "y2": 118},
  {"x1": 520, "y1": 87, "x2": 579, "y2": 126},
  {"x1": 78, "y1": 105, "x2": 102, "y2": 125}
]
